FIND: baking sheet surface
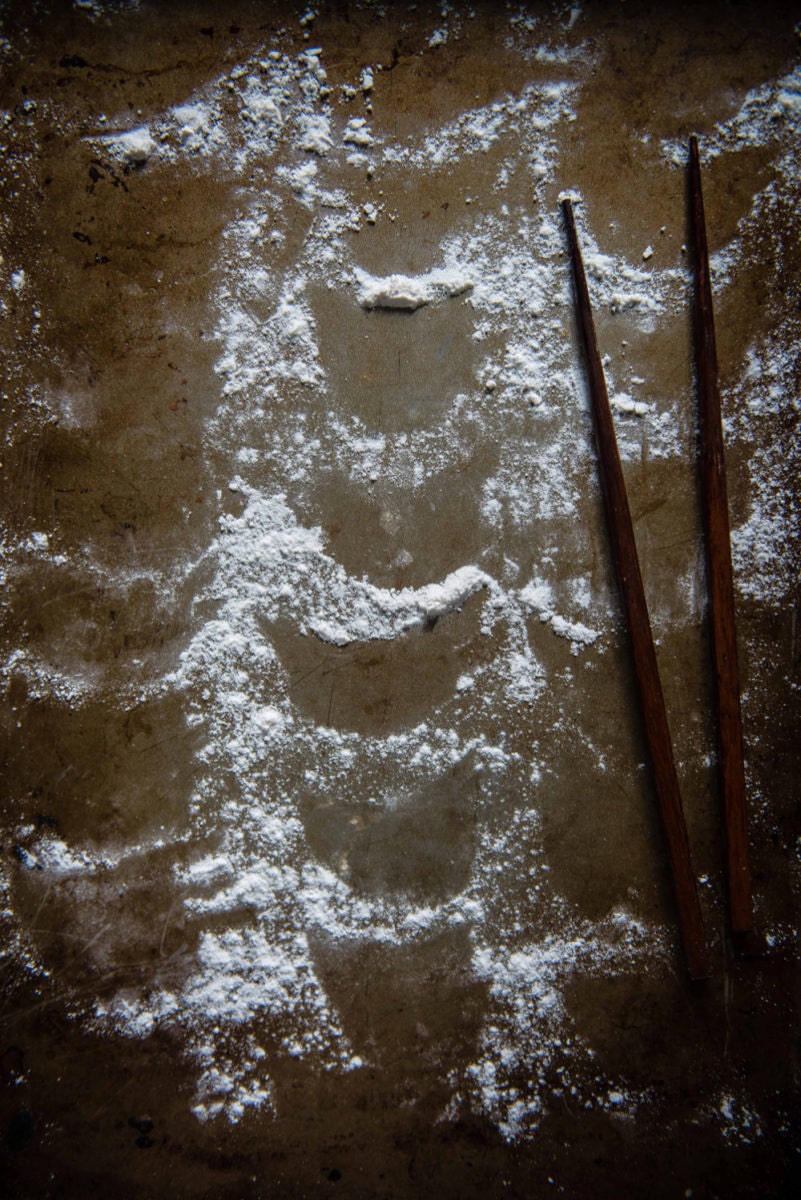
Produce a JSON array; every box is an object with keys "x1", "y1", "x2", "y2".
[{"x1": 1, "y1": 3, "x2": 799, "y2": 1196}]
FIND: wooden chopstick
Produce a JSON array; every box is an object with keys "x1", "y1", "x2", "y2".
[
  {"x1": 688, "y1": 135, "x2": 753, "y2": 934},
  {"x1": 562, "y1": 197, "x2": 711, "y2": 980}
]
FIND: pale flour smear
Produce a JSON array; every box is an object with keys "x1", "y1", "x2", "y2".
[{"x1": 1, "y1": 7, "x2": 798, "y2": 1143}]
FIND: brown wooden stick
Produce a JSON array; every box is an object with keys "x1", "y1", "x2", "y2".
[
  {"x1": 688, "y1": 135, "x2": 753, "y2": 934},
  {"x1": 562, "y1": 197, "x2": 711, "y2": 980}
]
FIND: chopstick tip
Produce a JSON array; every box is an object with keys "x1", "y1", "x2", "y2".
[{"x1": 732, "y1": 928, "x2": 768, "y2": 960}]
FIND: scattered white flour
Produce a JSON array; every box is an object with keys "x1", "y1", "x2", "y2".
[
  {"x1": 520, "y1": 578, "x2": 602, "y2": 655},
  {"x1": 1, "y1": 8, "x2": 798, "y2": 1147},
  {"x1": 103, "y1": 125, "x2": 156, "y2": 164},
  {"x1": 343, "y1": 116, "x2": 374, "y2": 148},
  {"x1": 354, "y1": 267, "x2": 473, "y2": 310},
  {"x1": 714, "y1": 1092, "x2": 764, "y2": 1145},
  {"x1": 300, "y1": 112, "x2": 333, "y2": 155},
  {"x1": 173, "y1": 103, "x2": 207, "y2": 145},
  {"x1": 611, "y1": 392, "x2": 649, "y2": 417}
]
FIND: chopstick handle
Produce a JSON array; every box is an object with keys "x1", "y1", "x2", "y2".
[
  {"x1": 689, "y1": 135, "x2": 753, "y2": 933},
  {"x1": 562, "y1": 198, "x2": 711, "y2": 980}
]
